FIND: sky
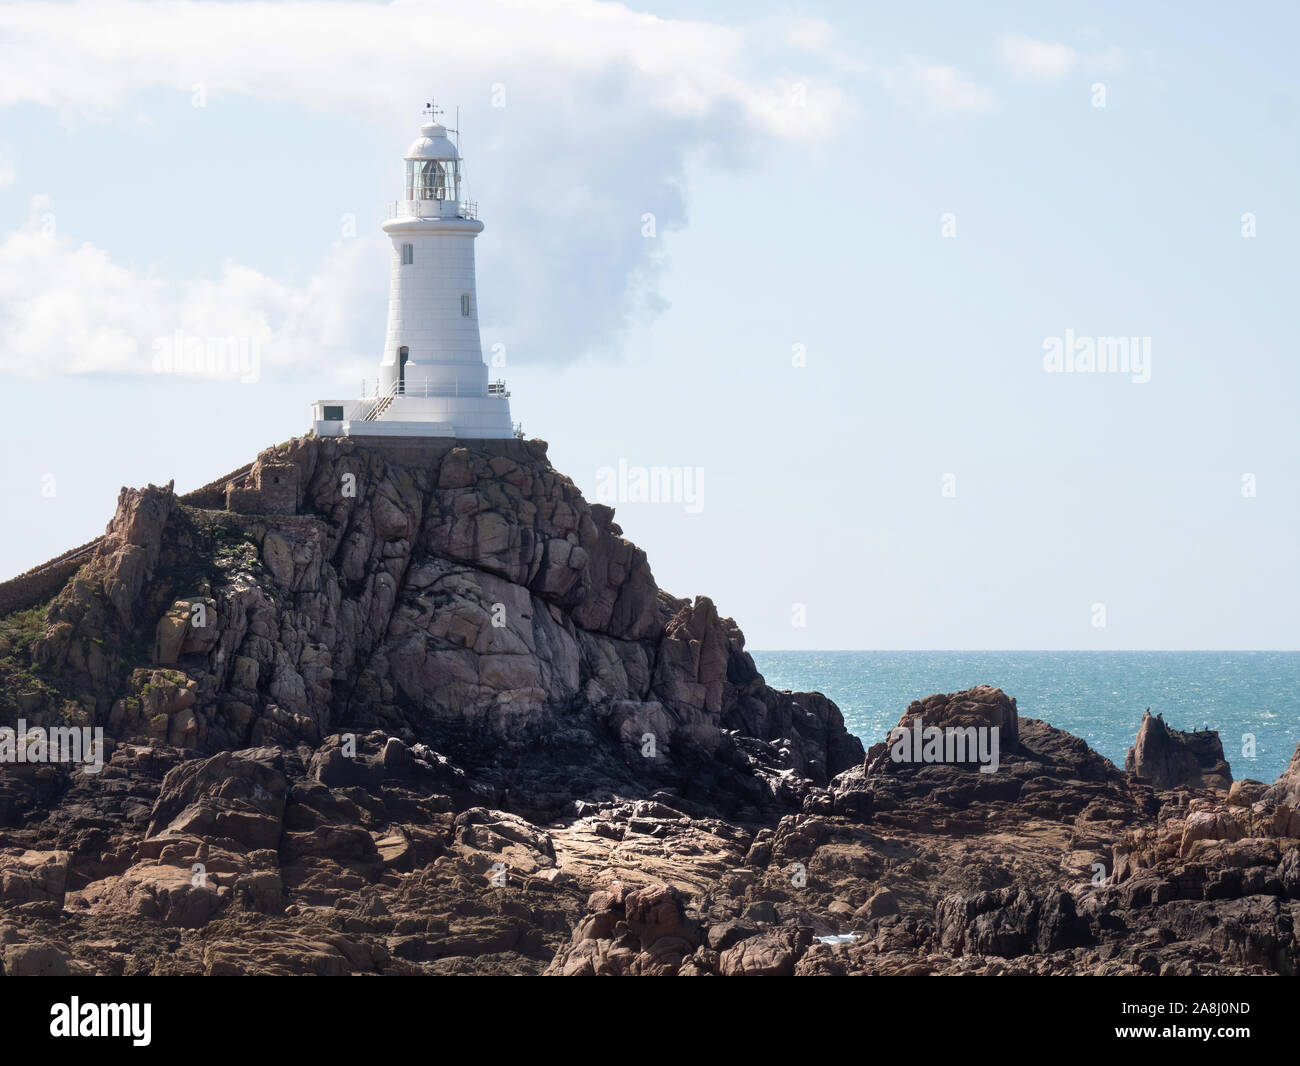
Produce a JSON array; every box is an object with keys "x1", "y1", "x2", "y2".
[{"x1": 0, "y1": 0, "x2": 1296, "y2": 650}]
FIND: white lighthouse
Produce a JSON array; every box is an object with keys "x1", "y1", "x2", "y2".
[{"x1": 312, "y1": 107, "x2": 516, "y2": 439}]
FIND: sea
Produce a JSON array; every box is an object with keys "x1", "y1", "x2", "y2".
[{"x1": 750, "y1": 651, "x2": 1300, "y2": 784}]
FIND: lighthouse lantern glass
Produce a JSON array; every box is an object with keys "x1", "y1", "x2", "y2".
[
  {"x1": 422, "y1": 161, "x2": 445, "y2": 200},
  {"x1": 405, "y1": 159, "x2": 460, "y2": 202}
]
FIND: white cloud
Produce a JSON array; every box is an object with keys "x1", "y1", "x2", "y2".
[
  {"x1": 999, "y1": 35, "x2": 1078, "y2": 80},
  {"x1": 0, "y1": 0, "x2": 867, "y2": 374},
  {"x1": 997, "y1": 34, "x2": 1125, "y2": 85},
  {"x1": 0, "y1": 0, "x2": 847, "y2": 141},
  {"x1": 0, "y1": 1, "x2": 994, "y2": 377},
  {"x1": 0, "y1": 155, "x2": 13, "y2": 188},
  {"x1": 0, "y1": 198, "x2": 383, "y2": 381},
  {"x1": 1089, "y1": 45, "x2": 1127, "y2": 72},
  {"x1": 881, "y1": 58, "x2": 995, "y2": 116},
  {"x1": 784, "y1": 16, "x2": 871, "y2": 75}
]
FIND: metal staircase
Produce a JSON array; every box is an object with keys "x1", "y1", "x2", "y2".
[{"x1": 362, "y1": 379, "x2": 401, "y2": 421}]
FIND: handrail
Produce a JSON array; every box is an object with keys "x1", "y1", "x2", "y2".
[
  {"x1": 360, "y1": 378, "x2": 402, "y2": 421},
  {"x1": 353, "y1": 380, "x2": 509, "y2": 403},
  {"x1": 388, "y1": 199, "x2": 477, "y2": 221},
  {"x1": 335, "y1": 375, "x2": 510, "y2": 424}
]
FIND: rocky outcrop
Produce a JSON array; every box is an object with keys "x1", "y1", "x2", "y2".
[
  {"x1": 3, "y1": 438, "x2": 1298, "y2": 976},
  {"x1": 545, "y1": 882, "x2": 700, "y2": 976},
  {"x1": 1259, "y1": 739, "x2": 1300, "y2": 839},
  {"x1": 15, "y1": 436, "x2": 861, "y2": 816},
  {"x1": 1265, "y1": 739, "x2": 1300, "y2": 808},
  {"x1": 863, "y1": 684, "x2": 1021, "y2": 775},
  {"x1": 1125, "y1": 710, "x2": 1232, "y2": 791},
  {"x1": 0, "y1": 678, "x2": 1298, "y2": 974}
]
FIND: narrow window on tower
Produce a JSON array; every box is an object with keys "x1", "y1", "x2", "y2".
[
  {"x1": 401, "y1": 243, "x2": 414, "y2": 265},
  {"x1": 460, "y1": 293, "x2": 473, "y2": 317}
]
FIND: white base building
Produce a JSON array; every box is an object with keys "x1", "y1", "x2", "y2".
[{"x1": 312, "y1": 110, "x2": 517, "y2": 440}]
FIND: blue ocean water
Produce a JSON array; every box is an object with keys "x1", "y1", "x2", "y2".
[{"x1": 750, "y1": 651, "x2": 1300, "y2": 784}]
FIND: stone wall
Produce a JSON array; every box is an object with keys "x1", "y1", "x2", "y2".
[
  {"x1": 0, "y1": 556, "x2": 86, "y2": 618},
  {"x1": 226, "y1": 460, "x2": 300, "y2": 516},
  {"x1": 0, "y1": 463, "x2": 255, "y2": 617},
  {"x1": 179, "y1": 462, "x2": 253, "y2": 509}
]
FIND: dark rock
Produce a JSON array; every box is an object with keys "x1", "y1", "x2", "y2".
[{"x1": 1125, "y1": 710, "x2": 1232, "y2": 790}]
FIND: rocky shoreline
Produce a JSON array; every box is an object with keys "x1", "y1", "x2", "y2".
[{"x1": 0, "y1": 436, "x2": 1297, "y2": 975}]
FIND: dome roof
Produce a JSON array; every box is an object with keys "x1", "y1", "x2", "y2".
[{"x1": 405, "y1": 122, "x2": 460, "y2": 161}]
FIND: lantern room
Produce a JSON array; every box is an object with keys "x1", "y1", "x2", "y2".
[{"x1": 404, "y1": 122, "x2": 461, "y2": 203}]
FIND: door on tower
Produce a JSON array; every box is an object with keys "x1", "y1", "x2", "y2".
[{"x1": 398, "y1": 346, "x2": 409, "y2": 394}]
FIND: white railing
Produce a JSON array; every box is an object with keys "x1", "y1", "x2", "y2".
[
  {"x1": 388, "y1": 199, "x2": 477, "y2": 221},
  {"x1": 359, "y1": 378, "x2": 401, "y2": 421},
  {"x1": 353, "y1": 376, "x2": 510, "y2": 404}
]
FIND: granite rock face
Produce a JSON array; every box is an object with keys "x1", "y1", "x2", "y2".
[
  {"x1": 2, "y1": 439, "x2": 1297, "y2": 976},
  {"x1": 863, "y1": 684, "x2": 1021, "y2": 776},
  {"x1": 21, "y1": 436, "x2": 861, "y2": 815},
  {"x1": 1125, "y1": 710, "x2": 1233, "y2": 791},
  {"x1": 0, "y1": 671, "x2": 1297, "y2": 975},
  {"x1": 1265, "y1": 742, "x2": 1300, "y2": 811}
]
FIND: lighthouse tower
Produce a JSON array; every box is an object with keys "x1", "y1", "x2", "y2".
[{"x1": 311, "y1": 107, "x2": 516, "y2": 439}]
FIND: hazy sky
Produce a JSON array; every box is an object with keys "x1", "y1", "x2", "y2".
[{"x1": 0, "y1": 0, "x2": 1296, "y2": 650}]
